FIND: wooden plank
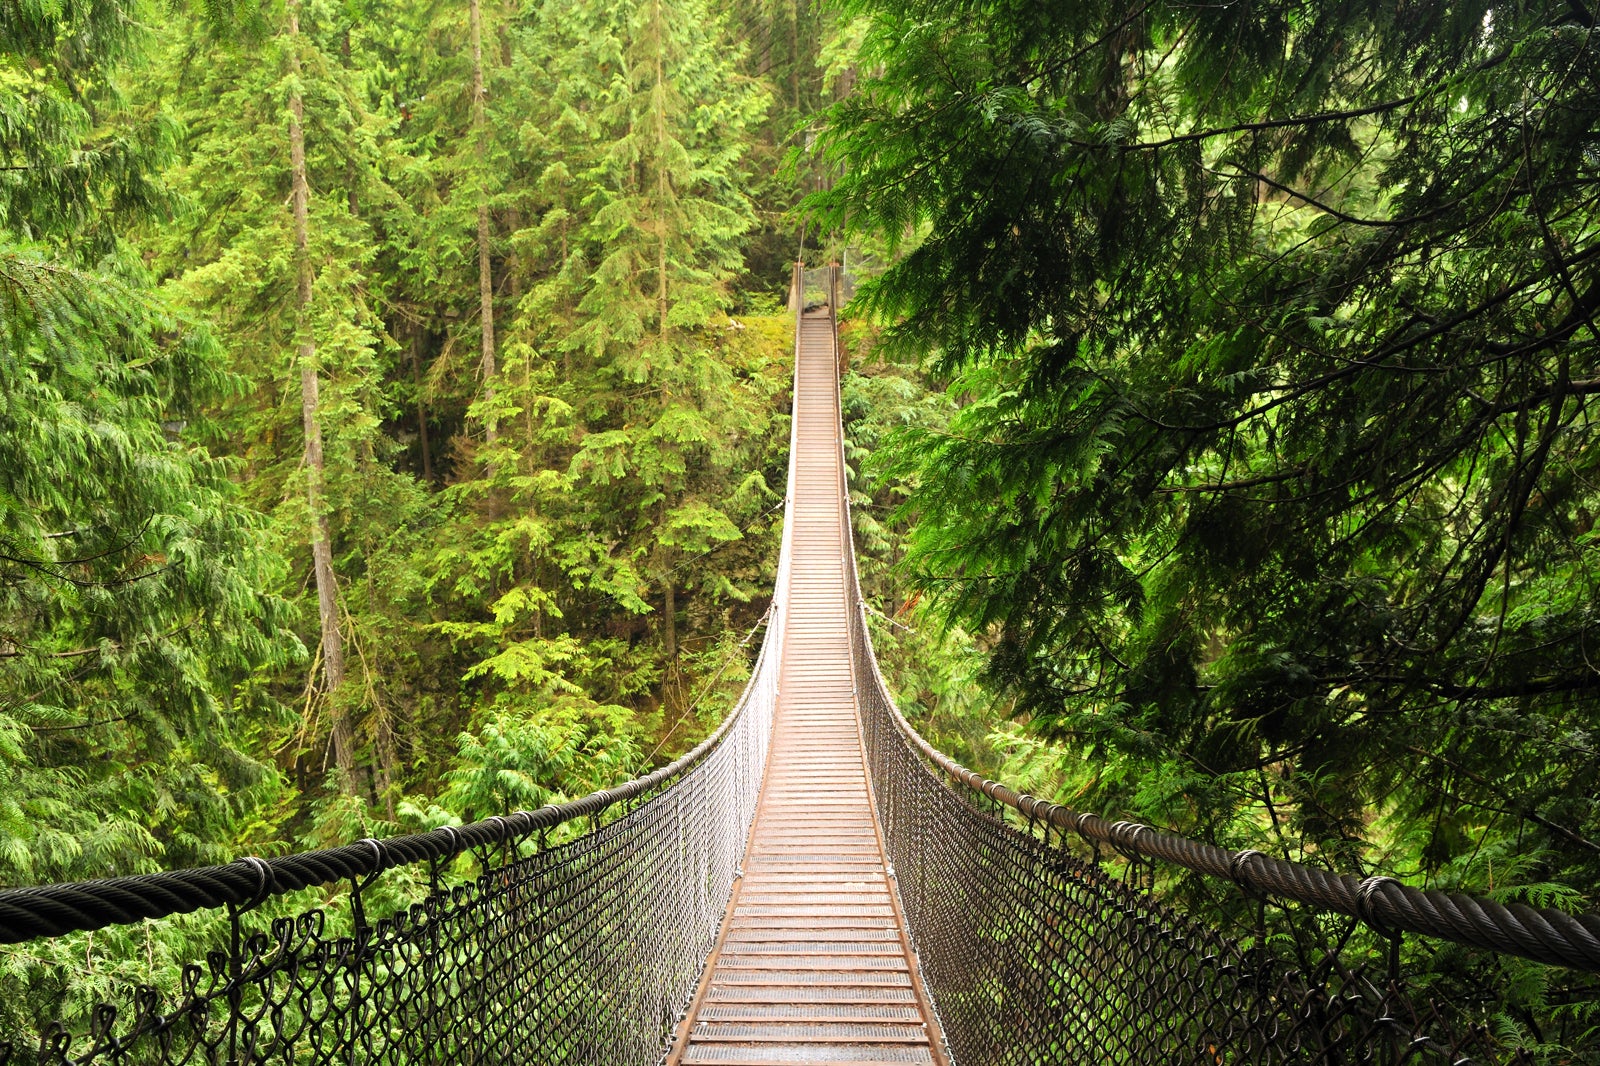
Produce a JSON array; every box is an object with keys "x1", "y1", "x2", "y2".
[{"x1": 666, "y1": 308, "x2": 949, "y2": 1066}]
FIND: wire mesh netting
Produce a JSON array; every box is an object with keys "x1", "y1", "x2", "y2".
[
  {"x1": 846, "y1": 609, "x2": 1519, "y2": 1064},
  {"x1": 6, "y1": 291, "x2": 1593, "y2": 1066},
  {"x1": 0, "y1": 371, "x2": 801, "y2": 1066},
  {"x1": 1, "y1": 676, "x2": 774, "y2": 1066},
  {"x1": 800, "y1": 265, "x2": 837, "y2": 310}
]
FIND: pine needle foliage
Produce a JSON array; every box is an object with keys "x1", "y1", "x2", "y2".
[{"x1": 0, "y1": 0, "x2": 859, "y2": 1038}]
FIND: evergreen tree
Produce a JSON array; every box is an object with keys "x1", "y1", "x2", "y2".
[
  {"x1": 4, "y1": 0, "x2": 809, "y2": 882},
  {"x1": 149, "y1": 1, "x2": 405, "y2": 807},
  {"x1": 286, "y1": 0, "x2": 356, "y2": 786},
  {"x1": 0, "y1": 0, "x2": 291, "y2": 883},
  {"x1": 375, "y1": 0, "x2": 524, "y2": 458},
  {"x1": 556, "y1": 0, "x2": 771, "y2": 680}
]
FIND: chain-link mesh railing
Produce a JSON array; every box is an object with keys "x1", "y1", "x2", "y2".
[
  {"x1": 844, "y1": 580, "x2": 1532, "y2": 1063},
  {"x1": 845, "y1": 563, "x2": 1600, "y2": 1062},
  {"x1": 0, "y1": 660, "x2": 778, "y2": 1066},
  {"x1": 9, "y1": 282, "x2": 1599, "y2": 1066},
  {"x1": 853, "y1": 690, "x2": 1506, "y2": 1061},
  {"x1": 827, "y1": 317, "x2": 1598, "y2": 1064},
  {"x1": 800, "y1": 265, "x2": 837, "y2": 310}
]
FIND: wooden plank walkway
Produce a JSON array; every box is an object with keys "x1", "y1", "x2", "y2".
[{"x1": 667, "y1": 311, "x2": 947, "y2": 1066}]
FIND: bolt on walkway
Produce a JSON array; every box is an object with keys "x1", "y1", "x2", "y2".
[{"x1": 666, "y1": 311, "x2": 947, "y2": 1066}]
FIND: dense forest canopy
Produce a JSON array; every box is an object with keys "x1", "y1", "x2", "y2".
[
  {"x1": 816, "y1": 0, "x2": 1600, "y2": 1049},
  {"x1": 3, "y1": 0, "x2": 894, "y2": 1030},
  {"x1": 0, "y1": 0, "x2": 853, "y2": 899}
]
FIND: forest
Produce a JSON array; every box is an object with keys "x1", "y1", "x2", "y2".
[
  {"x1": 0, "y1": 0, "x2": 895, "y2": 1023},
  {"x1": 4, "y1": 0, "x2": 1600, "y2": 1058}
]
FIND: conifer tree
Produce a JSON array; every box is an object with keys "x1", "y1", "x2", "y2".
[
  {"x1": 286, "y1": 0, "x2": 355, "y2": 786},
  {"x1": 0, "y1": 0, "x2": 290, "y2": 882},
  {"x1": 150, "y1": 2, "x2": 401, "y2": 803},
  {"x1": 3, "y1": 0, "x2": 804, "y2": 893},
  {"x1": 557, "y1": 0, "x2": 769, "y2": 676},
  {"x1": 817, "y1": 0, "x2": 1600, "y2": 1014},
  {"x1": 469, "y1": 0, "x2": 498, "y2": 444}
]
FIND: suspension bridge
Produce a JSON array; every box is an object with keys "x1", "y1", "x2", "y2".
[{"x1": 2, "y1": 264, "x2": 1599, "y2": 1066}]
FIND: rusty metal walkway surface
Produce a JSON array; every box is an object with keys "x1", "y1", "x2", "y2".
[{"x1": 666, "y1": 310, "x2": 947, "y2": 1066}]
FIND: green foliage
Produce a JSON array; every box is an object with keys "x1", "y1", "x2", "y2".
[
  {"x1": 838, "y1": 332, "x2": 1003, "y2": 771},
  {"x1": 0, "y1": 0, "x2": 853, "y2": 1042},
  {"x1": 0, "y1": 0, "x2": 822, "y2": 1028},
  {"x1": 1, "y1": 1, "x2": 294, "y2": 889},
  {"x1": 816, "y1": 0, "x2": 1600, "y2": 1050}
]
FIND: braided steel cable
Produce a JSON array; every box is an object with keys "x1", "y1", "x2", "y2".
[
  {"x1": 867, "y1": 677, "x2": 1600, "y2": 973},
  {"x1": 808, "y1": 284, "x2": 1590, "y2": 1062},
  {"x1": 0, "y1": 676, "x2": 778, "y2": 1066},
  {"x1": 843, "y1": 598, "x2": 1539, "y2": 1063},
  {"x1": 0, "y1": 700, "x2": 752, "y2": 946}
]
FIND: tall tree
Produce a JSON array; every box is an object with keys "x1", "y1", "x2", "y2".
[
  {"x1": 469, "y1": 0, "x2": 498, "y2": 444},
  {"x1": 556, "y1": 0, "x2": 769, "y2": 678},
  {"x1": 149, "y1": 2, "x2": 402, "y2": 805},
  {"x1": 286, "y1": 0, "x2": 355, "y2": 787}
]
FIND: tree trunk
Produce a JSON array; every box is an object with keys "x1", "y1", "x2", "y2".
[
  {"x1": 507, "y1": 206, "x2": 523, "y2": 306},
  {"x1": 661, "y1": 495, "x2": 678, "y2": 665},
  {"x1": 758, "y1": 0, "x2": 772, "y2": 74},
  {"x1": 342, "y1": 27, "x2": 359, "y2": 217},
  {"x1": 653, "y1": 0, "x2": 669, "y2": 333},
  {"x1": 792, "y1": 0, "x2": 803, "y2": 112},
  {"x1": 471, "y1": 0, "x2": 497, "y2": 444},
  {"x1": 411, "y1": 329, "x2": 434, "y2": 482},
  {"x1": 662, "y1": 577, "x2": 677, "y2": 662},
  {"x1": 653, "y1": 0, "x2": 678, "y2": 674},
  {"x1": 373, "y1": 701, "x2": 398, "y2": 822},
  {"x1": 288, "y1": 0, "x2": 355, "y2": 790}
]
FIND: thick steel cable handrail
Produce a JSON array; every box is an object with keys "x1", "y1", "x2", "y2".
[
  {"x1": 0, "y1": 275, "x2": 810, "y2": 1066},
  {"x1": 815, "y1": 255, "x2": 1600, "y2": 972},
  {"x1": 0, "y1": 689, "x2": 757, "y2": 945},
  {"x1": 867, "y1": 689, "x2": 1600, "y2": 973},
  {"x1": 848, "y1": 584, "x2": 1600, "y2": 972},
  {"x1": 820, "y1": 262, "x2": 1596, "y2": 1061},
  {"x1": 0, "y1": 272, "x2": 824, "y2": 952}
]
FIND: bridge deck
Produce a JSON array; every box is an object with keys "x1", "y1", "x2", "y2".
[{"x1": 667, "y1": 311, "x2": 945, "y2": 1066}]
